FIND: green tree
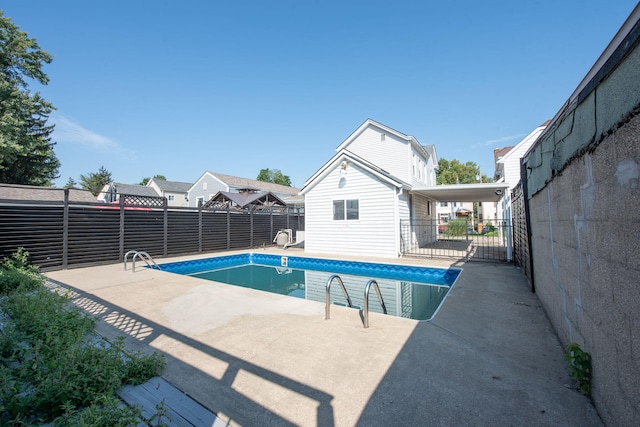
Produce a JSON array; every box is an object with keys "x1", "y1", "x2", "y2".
[
  {"x1": 0, "y1": 11, "x2": 59, "y2": 185},
  {"x1": 139, "y1": 174, "x2": 166, "y2": 186},
  {"x1": 436, "y1": 158, "x2": 492, "y2": 184},
  {"x1": 257, "y1": 168, "x2": 291, "y2": 186},
  {"x1": 80, "y1": 166, "x2": 112, "y2": 196},
  {"x1": 63, "y1": 177, "x2": 77, "y2": 188}
]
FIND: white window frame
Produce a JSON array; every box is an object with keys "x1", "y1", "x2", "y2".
[{"x1": 333, "y1": 199, "x2": 359, "y2": 221}]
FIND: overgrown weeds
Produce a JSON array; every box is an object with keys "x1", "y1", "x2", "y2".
[{"x1": 0, "y1": 249, "x2": 166, "y2": 425}]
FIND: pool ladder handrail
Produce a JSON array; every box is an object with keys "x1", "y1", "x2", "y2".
[
  {"x1": 363, "y1": 279, "x2": 387, "y2": 328},
  {"x1": 124, "y1": 250, "x2": 161, "y2": 272},
  {"x1": 325, "y1": 274, "x2": 353, "y2": 320}
]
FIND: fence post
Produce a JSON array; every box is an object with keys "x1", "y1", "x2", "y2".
[
  {"x1": 198, "y1": 205, "x2": 202, "y2": 253},
  {"x1": 163, "y1": 198, "x2": 168, "y2": 257},
  {"x1": 62, "y1": 189, "x2": 69, "y2": 269},
  {"x1": 270, "y1": 207, "x2": 274, "y2": 244},
  {"x1": 226, "y1": 206, "x2": 231, "y2": 250},
  {"x1": 119, "y1": 196, "x2": 125, "y2": 262},
  {"x1": 250, "y1": 208, "x2": 254, "y2": 248}
]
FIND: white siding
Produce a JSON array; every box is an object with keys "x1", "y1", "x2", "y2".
[
  {"x1": 165, "y1": 192, "x2": 189, "y2": 207},
  {"x1": 501, "y1": 125, "x2": 546, "y2": 190},
  {"x1": 345, "y1": 127, "x2": 411, "y2": 184},
  {"x1": 304, "y1": 164, "x2": 399, "y2": 259},
  {"x1": 188, "y1": 174, "x2": 228, "y2": 207}
]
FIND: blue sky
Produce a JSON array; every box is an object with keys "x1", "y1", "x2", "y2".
[{"x1": 3, "y1": 1, "x2": 638, "y2": 188}]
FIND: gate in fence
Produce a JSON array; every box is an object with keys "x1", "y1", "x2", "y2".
[{"x1": 400, "y1": 218, "x2": 512, "y2": 261}]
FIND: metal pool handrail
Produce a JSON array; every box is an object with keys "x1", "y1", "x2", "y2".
[
  {"x1": 124, "y1": 250, "x2": 161, "y2": 272},
  {"x1": 325, "y1": 274, "x2": 353, "y2": 320},
  {"x1": 363, "y1": 279, "x2": 387, "y2": 328}
]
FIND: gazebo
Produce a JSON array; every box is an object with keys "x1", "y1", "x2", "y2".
[{"x1": 202, "y1": 187, "x2": 287, "y2": 210}]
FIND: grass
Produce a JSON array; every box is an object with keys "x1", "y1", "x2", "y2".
[{"x1": 0, "y1": 249, "x2": 165, "y2": 425}]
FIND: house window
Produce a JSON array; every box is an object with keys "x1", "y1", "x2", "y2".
[
  {"x1": 440, "y1": 202, "x2": 448, "y2": 207},
  {"x1": 196, "y1": 197, "x2": 204, "y2": 207},
  {"x1": 168, "y1": 195, "x2": 175, "y2": 201},
  {"x1": 333, "y1": 199, "x2": 359, "y2": 220}
]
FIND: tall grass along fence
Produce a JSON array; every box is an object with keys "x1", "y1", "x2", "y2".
[{"x1": 0, "y1": 192, "x2": 304, "y2": 271}]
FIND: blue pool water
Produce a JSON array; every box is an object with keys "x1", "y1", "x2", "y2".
[{"x1": 158, "y1": 253, "x2": 462, "y2": 321}]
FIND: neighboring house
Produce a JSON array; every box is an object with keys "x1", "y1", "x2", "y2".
[
  {"x1": 436, "y1": 201, "x2": 474, "y2": 225},
  {"x1": 188, "y1": 171, "x2": 301, "y2": 208},
  {"x1": 97, "y1": 182, "x2": 161, "y2": 203},
  {"x1": 300, "y1": 119, "x2": 439, "y2": 259},
  {"x1": 146, "y1": 178, "x2": 191, "y2": 207},
  {"x1": 495, "y1": 120, "x2": 549, "y2": 189},
  {"x1": 494, "y1": 120, "x2": 549, "y2": 224},
  {"x1": 0, "y1": 183, "x2": 96, "y2": 203}
]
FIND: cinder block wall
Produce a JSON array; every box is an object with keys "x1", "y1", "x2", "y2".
[{"x1": 523, "y1": 28, "x2": 640, "y2": 426}]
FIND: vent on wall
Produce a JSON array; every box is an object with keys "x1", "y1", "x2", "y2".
[{"x1": 381, "y1": 134, "x2": 386, "y2": 141}]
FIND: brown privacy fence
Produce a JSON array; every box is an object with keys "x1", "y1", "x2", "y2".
[{"x1": 0, "y1": 193, "x2": 304, "y2": 271}]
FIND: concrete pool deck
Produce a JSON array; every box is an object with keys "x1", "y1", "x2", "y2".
[{"x1": 44, "y1": 250, "x2": 602, "y2": 426}]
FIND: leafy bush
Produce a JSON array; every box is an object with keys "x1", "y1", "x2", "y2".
[
  {"x1": 0, "y1": 251, "x2": 166, "y2": 424},
  {"x1": 565, "y1": 342, "x2": 592, "y2": 397},
  {"x1": 0, "y1": 248, "x2": 44, "y2": 295},
  {"x1": 446, "y1": 219, "x2": 468, "y2": 236}
]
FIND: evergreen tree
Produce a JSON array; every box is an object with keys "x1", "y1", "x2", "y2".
[
  {"x1": 0, "y1": 11, "x2": 59, "y2": 185},
  {"x1": 63, "y1": 177, "x2": 77, "y2": 188},
  {"x1": 80, "y1": 166, "x2": 112, "y2": 196}
]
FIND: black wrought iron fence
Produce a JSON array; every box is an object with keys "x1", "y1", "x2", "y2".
[
  {"x1": 400, "y1": 218, "x2": 512, "y2": 261},
  {"x1": 0, "y1": 193, "x2": 304, "y2": 271}
]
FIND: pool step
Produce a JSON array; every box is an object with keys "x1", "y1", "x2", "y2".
[{"x1": 118, "y1": 376, "x2": 227, "y2": 426}]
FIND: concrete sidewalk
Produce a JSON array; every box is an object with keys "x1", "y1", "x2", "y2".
[{"x1": 45, "y1": 251, "x2": 602, "y2": 426}]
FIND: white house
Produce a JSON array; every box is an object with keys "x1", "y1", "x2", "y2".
[
  {"x1": 495, "y1": 120, "x2": 549, "y2": 223},
  {"x1": 146, "y1": 178, "x2": 191, "y2": 207},
  {"x1": 188, "y1": 171, "x2": 301, "y2": 208},
  {"x1": 300, "y1": 119, "x2": 439, "y2": 259},
  {"x1": 98, "y1": 180, "x2": 192, "y2": 207}
]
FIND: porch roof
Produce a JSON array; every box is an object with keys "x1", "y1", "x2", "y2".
[{"x1": 412, "y1": 183, "x2": 510, "y2": 202}]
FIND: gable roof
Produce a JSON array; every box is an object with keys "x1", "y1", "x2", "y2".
[
  {"x1": 149, "y1": 178, "x2": 192, "y2": 193},
  {"x1": 109, "y1": 182, "x2": 159, "y2": 197},
  {"x1": 0, "y1": 183, "x2": 96, "y2": 203},
  {"x1": 497, "y1": 121, "x2": 549, "y2": 165},
  {"x1": 336, "y1": 118, "x2": 430, "y2": 158},
  {"x1": 301, "y1": 149, "x2": 409, "y2": 195},
  {"x1": 190, "y1": 171, "x2": 301, "y2": 196},
  {"x1": 203, "y1": 190, "x2": 287, "y2": 209}
]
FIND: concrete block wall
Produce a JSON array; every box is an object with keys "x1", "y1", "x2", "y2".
[{"x1": 524, "y1": 31, "x2": 640, "y2": 425}]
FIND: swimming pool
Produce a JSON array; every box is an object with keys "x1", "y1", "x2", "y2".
[{"x1": 158, "y1": 253, "x2": 462, "y2": 321}]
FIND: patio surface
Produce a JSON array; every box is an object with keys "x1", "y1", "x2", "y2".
[{"x1": 44, "y1": 249, "x2": 602, "y2": 427}]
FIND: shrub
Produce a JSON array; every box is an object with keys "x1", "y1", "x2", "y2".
[
  {"x1": 0, "y1": 248, "x2": 44, "y2": 295},
  {"x1": 565, "y1": 342, "x2": 592, "y2": 397},
  {"x1": 446, "y1": 219, "x2": 468, "y2": 236},
  {"x1": 0, "y1": 252, "x2": 166, "y2": 424}
]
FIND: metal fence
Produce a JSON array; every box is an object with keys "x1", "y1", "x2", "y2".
[
  {"x1": 400, "y1": 218, "x2": 512, "y2": 261},
  {"x1": 511, "y1": 182, "x2": 533, "y2": 291},
  {"x1": 0, "y1": 193, "x2": 304, "y2": 271}
]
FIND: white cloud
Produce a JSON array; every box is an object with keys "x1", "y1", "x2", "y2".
[
  {"x1": 472, "y1": 133, "x2": 526, "y2": 149},
  {"x1": 50, "y1": 114, "x2": 127, "y2": 154}
]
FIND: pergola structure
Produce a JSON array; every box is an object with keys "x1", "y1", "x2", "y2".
[{"x1": 202, "y1": 188, "x2": 287, "y2": 210}]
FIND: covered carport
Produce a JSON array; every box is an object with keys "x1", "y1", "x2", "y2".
[
  {"x1": 405, "y1": 183, "x2": 512, "y2": 261},
  {"x1": 411, "y1": 182, "x2": 509, "y2": 203}
]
